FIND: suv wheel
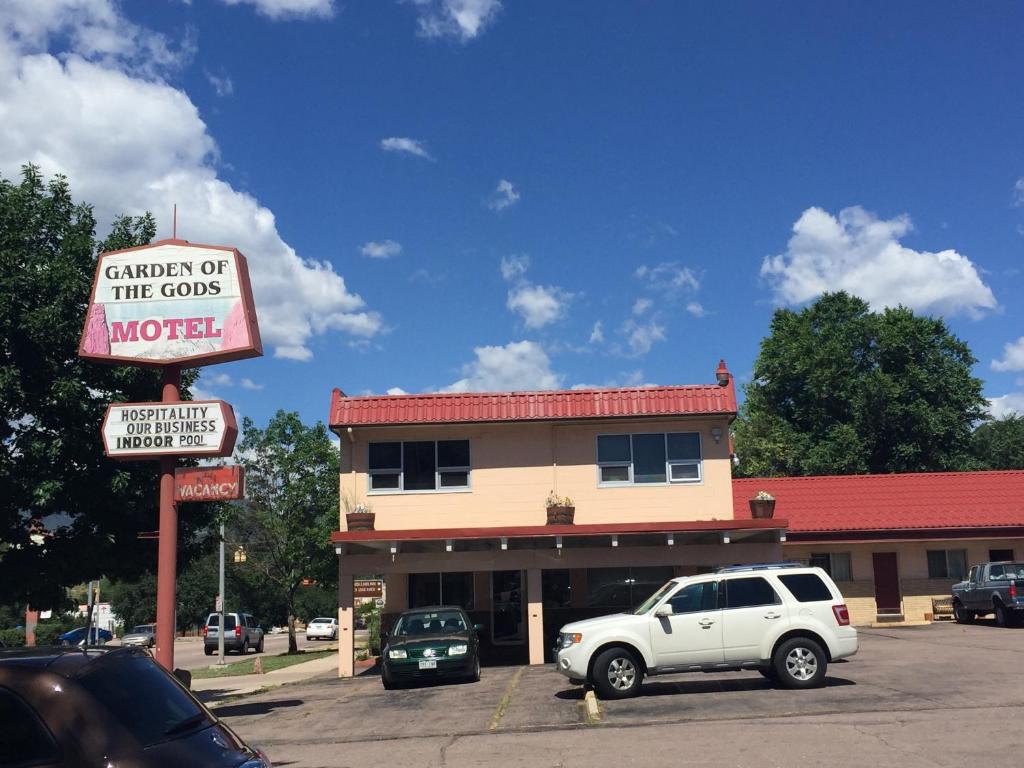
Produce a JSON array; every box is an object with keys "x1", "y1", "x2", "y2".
[
  {"x1": 953, "y1": 601, "x2": 975, "y2": 624},
  {"x1": 773, "y1": 637, "x2": 827, "y2": 689},
  {"x1": 257, "y1": 636, "x2": 265, "y2": 653},
  {"x1": 204, "y1": 646, "x2": 214, "y2": 656},
  {"x1": 242, "y1": 639, "x2": 250, "y2": 655},
  {"x1": 592, "y1": 647, "x2": 642, "y2": 699}
]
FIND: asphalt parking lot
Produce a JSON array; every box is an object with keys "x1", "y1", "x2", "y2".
[{"x1": 221, "y1": 620, "x2": 1024, "y2": 767}]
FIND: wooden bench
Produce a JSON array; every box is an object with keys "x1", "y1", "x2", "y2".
[{"x1": 931, "y1": 597, "x2": 954, "y2": 621}]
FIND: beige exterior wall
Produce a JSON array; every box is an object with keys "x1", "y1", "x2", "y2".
[
  {"x1": 338, "y1": 417, "x2": 734, "y2": 531},
  {"x1": 785, "y1": 538, "x2": 1023, "y2": 625}
]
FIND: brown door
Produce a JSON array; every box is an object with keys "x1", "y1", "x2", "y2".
[{"x1": 872, "y1": 552, "x2": 902, "y2": 614}]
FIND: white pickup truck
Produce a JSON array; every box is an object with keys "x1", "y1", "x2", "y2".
[{"x1": 554, "y1": 563, "x2": 858, "y2": 699}]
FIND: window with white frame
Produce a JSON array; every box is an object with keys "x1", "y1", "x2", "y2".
[
  {"x1": 926, "y1": 549, "x2": 967, "y2": 580},
  {"x1": 809, "y1": 552, "x2": 853, "y2": 582},
  {"x1": 368, "y1": 440, "x2": 470, "y2": 493},
  {"x1": 596, "y1": 432, "x2": 702, "y2": 485}
]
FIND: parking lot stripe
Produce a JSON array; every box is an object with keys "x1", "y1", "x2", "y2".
[{"x1": 488, "y1": 666, "x2": 526, "y2": 731}]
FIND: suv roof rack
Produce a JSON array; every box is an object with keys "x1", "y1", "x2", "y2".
[{"x1": 714, "y1": 562, "x2": 804, "y2": 574}]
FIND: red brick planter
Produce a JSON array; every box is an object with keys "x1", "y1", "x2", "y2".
[
  {"x1": 346, "y1": 511, "x2": 376, "y2": 531},
  {"x1": 546, "y1": 505, "x2": 575, "y2": 525}
]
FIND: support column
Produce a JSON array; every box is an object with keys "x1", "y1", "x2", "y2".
[
  {"x1": 527, "y1": 568, "x2": 544, "y2": 666},
  {"x1": 338, "y1": 560, "x2": 354, "y2": 678},
  {"x1": 569, "y1": 568, "x2": 588, "y2": 609},
  {"x1": 154, "y1": 366, "x2": 180, "y2": 671}
]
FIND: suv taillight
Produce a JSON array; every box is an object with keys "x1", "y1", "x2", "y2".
[
  {"x1": 201, "y1": 626, "x2": 207, "y2": 638},
  {"x1": 235, "y1": 624, "x2": 242, "y2": 637},
  {"x1": 832, "y1": 604, "x2": 850, "y2": 626}
]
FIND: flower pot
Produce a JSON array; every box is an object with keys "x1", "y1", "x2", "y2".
[
  {"x1": 546, "y1": 505, "x2": 575, "y2": 525},
  {"x1": 748, "y1": 499, "x2": 776, "y2": 519},
  {"x1": 346, "y1": 511, "x2": 376, "y2": 531}
]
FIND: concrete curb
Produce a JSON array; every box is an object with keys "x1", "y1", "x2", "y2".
[{"x1": 583, "y1": 690, "x2": 601, "y2": 723}]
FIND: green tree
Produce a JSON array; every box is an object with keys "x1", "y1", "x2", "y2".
[
  {"x1": 971, "y1": 416, "x2": 1024, "y2": 470},
  {"x1": 234, "y1": 411, "x2": 339, "y2": 653},
  {"x1": 733, "y1": 292, "x2": 988, "y2": 477},
  {"x1": 0, "y1": 165, "x2": 207, "y2": 609}
]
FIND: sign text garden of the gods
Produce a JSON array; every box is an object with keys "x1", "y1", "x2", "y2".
[{"x1": 79, "y1": 241, "x2": 262, "y2": 365}]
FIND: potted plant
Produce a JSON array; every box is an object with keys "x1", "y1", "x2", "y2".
[
  {"x1": 545, "y1": 491, "x2": 575, "y2": 525},
  {"x1": 749, "y1": 490, "x2": 776, "y2": 519},
  {"x1": 344, "y1": 495, "x2": 375, "y2": 531}
]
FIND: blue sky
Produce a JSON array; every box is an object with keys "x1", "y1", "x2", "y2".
[{"x1": 3, "y1": 1, "x2": 1024, "y2": 428}]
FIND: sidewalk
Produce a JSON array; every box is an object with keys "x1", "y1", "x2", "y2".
[{"x1": 193, "y1": 653, "x2": 378, "y2": 706}]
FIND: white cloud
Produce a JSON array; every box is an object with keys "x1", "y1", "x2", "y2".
[
  {"x1": 761, "y1": 206, "x2": 998, "y2": 318},
  {"x1": 635, "y1": 262, "x2": 700, "y2": 293},
  {"x1": 686, "y1": 301, "x2": 706, "y2": 317},
  {"x1": 380, "y1": 136, "x2": 434, "y2": 161},
  {"x1": 507, "y1": 284, "x2": 572, "y2": 330},
  {"x1": 589, "y1": 321, "x2": 604, "y2": 344},
  {"x1": 572, "y1": 370, "x2": 654, "y2": 390},
  {"x1": 445, "y1": 341, "x2": 561, "y2": 392},
  {"x1": 205, "y1": 69, "x2": 233, "y2": 97},
  {"x1": 989, "y1": 393, "x2": 1024, "y2": 419},
  {"x1": 500, "y1": 254, "x2": 529, "y2": 281},
  {"x1": 621, "y1": 318, "x2": 666, "y2": 356},
  {"x1": 208, "y1": 372, "x2": 234, "y2": 387},
  {"x1": 274, "y1": 345, "x2": 314, "y2": 361},
  {"x1": 240, "y1": 377, "x2": 264, "y2": 390},
  {"x1": 632, "y1": 298, "x2": 653, "y2": 316},
  {"x1": 993, "y1": 336, "x2": 1024, "y2": 372},
  {"x1": 1015, "y1": 178, "x2": 1024, "y2": 208},
  {"x1": 386, "y1": 387, "x2": 409, "y2": 395},
  {"x1": 361, "y1": 239, "x2": 403, "y2": 259},
  {"x1": 0, "y1": 2, "x2": 382, "y2": 363},
  {"x1": 216, "y1": 0, "x2": 335, "y2": 19},
  {"x1": 486, "y1": 178, "x2": 519, "y2": 211},
  {"x1": 410, "y1": 0, "x2": 502, "y2": 42}
]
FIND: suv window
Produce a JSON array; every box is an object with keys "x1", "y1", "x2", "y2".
[
  {"x1": 0, "y1": 688, "x2": 59, "y2": 767},
  {"x1": 77, "y1": 655, "x2": 212, "y2": 747},
  {"x1": 668, "y1": 581, "x2": 718, "y2": 614},
  {"x1": 722, "y1": 577, "x2": 780, "y2": 609},
  {"x1": 207, "y1": 614, "x2": 237, "y2": 630},
  {"x1": 778, "y1": 573, "x2": 833, "y2": 602}
]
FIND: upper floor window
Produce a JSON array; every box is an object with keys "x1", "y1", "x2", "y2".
[
  {"x1": 368, "y1": 440, "x2": 470, "y2": 493},
  {"x1": 596, "y1": 432, "x2": 702, "y2": 486}
]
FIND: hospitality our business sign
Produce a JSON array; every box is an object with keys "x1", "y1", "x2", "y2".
[
  {"x1": 101, "y1": 400, "x2": 238, "y2": 459},
  {"x1": 79, "y1": 240, "x2": 262, "y2": 367}
]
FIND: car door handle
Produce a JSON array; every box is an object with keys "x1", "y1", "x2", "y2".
[
  {"x1": 763, "y1": 612, "x2": 782, "y2": 620},
  {"x1": 698, "y1": 619, "x2": 716, "y2": 628}
]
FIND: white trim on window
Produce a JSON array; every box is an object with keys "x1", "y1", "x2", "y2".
[
  {"x1": 367, "y1": 439, "x2": 472, "y2": 496},
  {"x1": 595, "y1": 431, "x2": 704, "y2": 488}
]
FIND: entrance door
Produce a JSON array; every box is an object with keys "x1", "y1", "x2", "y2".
[
  {"x1": 491, "y1": 570, "x2": 524, "y2": 645},
  {"x1": 872, "y1": 552, "x2": 902, "y2": 615}
]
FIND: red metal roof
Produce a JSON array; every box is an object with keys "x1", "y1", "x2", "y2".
[
  {"x1": 332, "y1": 518, "x2": 783, "y2": 543},
  {"x1": 330, "y1": 380, "x2": 737, "y2": 428},
  {"x1": 733, "y1": 471, "x2": 1024, "y2": 535}
]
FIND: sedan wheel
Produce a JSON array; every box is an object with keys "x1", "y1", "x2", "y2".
[{"x1": 592, "y1": 647, "x2": 642, "y2": 699}]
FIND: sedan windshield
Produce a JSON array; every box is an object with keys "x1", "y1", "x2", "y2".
[
  {"x1": 632, "y1": 581, "x2": 676, "y2": 615},
  {"x1": 129, "y1": 625, "x2": 153, "y2": 634},
  {"x1": 393, "y1": 611, "x2": 467, "y2": 636}
]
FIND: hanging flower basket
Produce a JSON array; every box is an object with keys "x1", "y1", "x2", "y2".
[
  {"x1": 749, "y1": 491, "x2": 776, "y2": 519},
  {"x1": 546, "y1": 505, "x2": 575, "y2": 525}
]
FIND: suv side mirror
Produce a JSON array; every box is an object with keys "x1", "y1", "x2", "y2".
[{"x1": 654, "y1": 604, "x2": 674, "y2": 618}]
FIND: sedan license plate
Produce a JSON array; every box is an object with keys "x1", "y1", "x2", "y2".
[{"x1": 418, "y1": 659, "x2": 437, "y2": 670}]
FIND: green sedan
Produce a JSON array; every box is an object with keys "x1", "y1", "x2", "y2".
[{"x1": 381, "y1": 606, "x2": 482, "y2": 689}]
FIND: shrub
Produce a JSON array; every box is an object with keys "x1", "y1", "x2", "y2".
[{"x1": 0, "y1": 628, "x2": 25, "y2": 647}]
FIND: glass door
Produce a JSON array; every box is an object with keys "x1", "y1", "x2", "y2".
[{"x1": 491, "y1": 570, "x2": 524, "y2": 645}]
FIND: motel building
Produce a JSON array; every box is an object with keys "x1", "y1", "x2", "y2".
[{"x1": 328, "y1": 362, "x2": 1024, "y2": 677}]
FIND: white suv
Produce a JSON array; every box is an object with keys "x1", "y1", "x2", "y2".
[{"x1": 554, "y1": 563, "x2": 858, "y2": 699}]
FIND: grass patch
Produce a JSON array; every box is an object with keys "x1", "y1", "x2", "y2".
[{"x1": 191, "y1": 650, "x2": 333, "y2": 680}]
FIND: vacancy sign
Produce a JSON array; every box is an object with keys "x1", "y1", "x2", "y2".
[
  {"x1": 101, "y1": 401, "x2": 238, "y2": 459},
  {"x1": 79, "y1": 240, "x2": 262, "y2": 367},
  {"x1": 174, "y1": 466, "x2": 245, "y2": 502}
]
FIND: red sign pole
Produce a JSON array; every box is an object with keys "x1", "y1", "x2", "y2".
[{"x1": 154, "y1": 366, "x2": 181, "y2": 671}]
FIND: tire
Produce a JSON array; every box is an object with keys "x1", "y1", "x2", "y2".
[
  {"x1": 381, "y1": 665, "x2": 397, "y2": 690},
  {"x1": 994, "y1": 602, "x2": 1016, "y2": 628},
  {"x1": 257, "y1": 636, "x2": 265, "y2": 653},
  {"x1": 466, "y1": 656, "x2": 481, "y2": 684},
  {"x1": 204, "y1": 646, "x2": 214, "y2": 656},
  {"x1": 591, "y1": 647, "x2": 643, "y2": 700},
  {"x1": 953, "y1": 601, "x2": 975, "y2": 624},
  {"x1": 242, "y1": 639, "x2": 250, "y2": 655},
  {"x1": 772, "y1": 637, "x2": 828, "y2": 689}
]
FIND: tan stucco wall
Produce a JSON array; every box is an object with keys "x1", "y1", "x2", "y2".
[
  {"x1": 785, "y1": 539, "x2": 1023, "y2": 624},
  {"x1": 338, "y1": 417, "x2": 734, "y2": 531}
]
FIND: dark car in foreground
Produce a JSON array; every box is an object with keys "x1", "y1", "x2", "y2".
[
  {"x1": 57, "y1": 627, "x2": 113, "y2": 646},
  {"x1": 0, "y1": 646, "x2": 271, "y2": 767},
  {"x1": 381, "y1": 606, "x2": 481, "y2": 689}
]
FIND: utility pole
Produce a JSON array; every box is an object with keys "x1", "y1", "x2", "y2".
[{"x1": 218, "y1": 521, "x2": 226, "y2": 664}]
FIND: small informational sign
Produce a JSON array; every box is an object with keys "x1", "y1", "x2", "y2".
[
  {"x1": 79, "y1": 240, "x2": 262, "y2": 367},
  {"x1": 174, "y1": 465, "x2": 245, "y2": 502},
  {"x1": 215, "y1": 595, "x2": 223, "y2": 612},
  {"x1": 101, "y1": 400, "x2": 238, "y2": 459},
  {"x1": 375, "y1": 598, "x2": 385, "y2": 608},
  {"x1": 354, "y1": 579, "x2": 384, "y2": 599}
]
